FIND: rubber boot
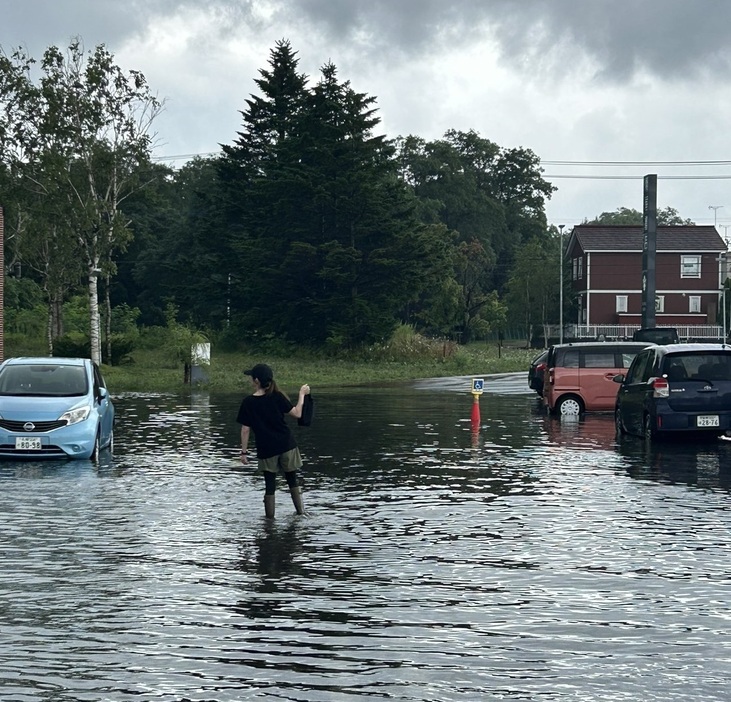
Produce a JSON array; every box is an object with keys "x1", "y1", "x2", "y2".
[
  {"x1": 264, "y1": 494, "x2": 275, "y2": 519},
  {"x1": 289, "y1": 485, "x2": 305, "y2": 515}
]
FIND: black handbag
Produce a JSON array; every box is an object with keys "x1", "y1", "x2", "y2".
[{"x1": 298, "y1": 394, "x2": 314, "y2": 426}]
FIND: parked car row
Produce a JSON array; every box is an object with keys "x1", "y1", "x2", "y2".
[{"x1": 528, "y1": 340, "x2": 731, "y2": 442}]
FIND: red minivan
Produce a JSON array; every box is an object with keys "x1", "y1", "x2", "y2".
[{"x1": 543, "y1": 341, "x2": 652, "y2": 416}]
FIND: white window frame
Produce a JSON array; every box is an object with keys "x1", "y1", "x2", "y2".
[
  {"x1": 616, "y1": 295, "x2": 628, "y2": 313},
  {"x1": 681, "y1": 255, "x2": 702, "y2": 279},
  {"x1": 689, "y1": 295, "x2": 701, "y2": 313},
  {"x1": 655, "y1": 295, "x2": 665, "y2": 313},
  {"x1": 577, "y1": 257, "x2": 583, "y2": 279}
]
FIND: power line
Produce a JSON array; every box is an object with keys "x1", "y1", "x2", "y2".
[
  {"x1": 543, "y1": 158, "x2": 731, "y2": 167},
  {"x1": 150, "y1": 150, "x2": 731, "y2": 181},
  {"x1": 545, "y1": 174, "x2": 731, "y2": 180},
  {"x1": 151, "y1": 152, "x2": 218, "y2": 162}
]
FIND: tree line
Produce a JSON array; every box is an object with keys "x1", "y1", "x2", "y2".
[{"x1": 0, "y1": 38, "x2": 693, "y2": 362}]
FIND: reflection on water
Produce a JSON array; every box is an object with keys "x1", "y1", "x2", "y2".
[{"x1": 1, "y1": 375, "x2": 731, "y2": 700}]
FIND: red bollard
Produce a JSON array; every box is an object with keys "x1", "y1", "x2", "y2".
[
  {"x1": 471, "y1": 394, "x2": 480, "y2": 427},
  {"x1": 470, "y1": 378, "x2": 484, "y2": 446}
]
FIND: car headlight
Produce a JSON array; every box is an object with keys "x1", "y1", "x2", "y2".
[{"x1": 60, "y1": 406, "x2": 91, "y2": 426}]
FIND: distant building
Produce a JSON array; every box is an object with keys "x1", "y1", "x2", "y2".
[{"x1": 566, "y1": 225, "x2": 728, "y2": 332}]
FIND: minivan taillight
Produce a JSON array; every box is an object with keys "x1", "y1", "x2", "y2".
[{"x1": 651, "y1": 377, "x2": 669, "y2": 398}]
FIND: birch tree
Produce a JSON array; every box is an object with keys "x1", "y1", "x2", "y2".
[{"x1": 0, "y1": 38, "x2": 163, "y2": 362}]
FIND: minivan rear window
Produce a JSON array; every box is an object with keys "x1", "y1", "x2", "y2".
[{"x1": 555, "y1": 349, "x2": 579, "y2": 367}]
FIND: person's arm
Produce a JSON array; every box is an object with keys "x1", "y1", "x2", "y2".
[
  {"x1": 240, "y1": 425, "x2": 251, "y2": 463},
  {"x1": 288, "y1": 384, "x2": 310, "y2": 419}
]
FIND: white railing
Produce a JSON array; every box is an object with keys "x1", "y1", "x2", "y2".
[{"x1": 564, "y1": 324, "x2": 724, "y2": 341}]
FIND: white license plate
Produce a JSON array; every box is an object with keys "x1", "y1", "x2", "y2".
[
  {"x1": 15, "y1": 437, "x2": 42, "y2": 450},
  {"x1": 697, "y1": 415, "x2": 720, "y2": 428}
]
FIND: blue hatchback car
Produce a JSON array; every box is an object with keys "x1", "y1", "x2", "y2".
[
  {"x1": 614, "y1": 343, "x2": 731, "y2": 440},
  {"x1": 0, "y1": 357, "x2": 114, "y2": 460}
]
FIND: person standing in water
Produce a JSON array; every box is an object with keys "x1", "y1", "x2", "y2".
[{"x1": 237, "y1": 363, "x2": 310, "y2": 518}]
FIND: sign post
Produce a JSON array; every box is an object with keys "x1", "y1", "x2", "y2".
[{"x1": 470, "y1": 378, "x2": 484, "y2": 438}]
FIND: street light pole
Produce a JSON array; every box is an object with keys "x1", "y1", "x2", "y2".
[
  {"x1": 709, "y1": 205, "x2": 723, "y2": 227},
  {"x1": 559, "y1": 224, "x2": 565, "y2": 344},
  {"x1": 717, "y1": 253, "x2": 728, "y2": 341}
]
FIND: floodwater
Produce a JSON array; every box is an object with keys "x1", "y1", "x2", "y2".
[{"x1": 1, "y1": 373, "x2": 731, "y2": 701}]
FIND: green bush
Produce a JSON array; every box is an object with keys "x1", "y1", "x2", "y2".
[
  {"x1": 52, "y1": 332, "x2": 137, "y2": 365},
  {"x1": 52, "y1": 333, "x2": 90, "y2": 358},
  {"x1": 356, "y1": 324, "x2": 458, "y2": 362}
]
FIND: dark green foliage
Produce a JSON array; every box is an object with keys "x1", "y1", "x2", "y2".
[
  {"x1": 585, "y1": 206, "x2": 694, "y2": 225},
  {"x1": 124, "y1": 157, "x2": 232, "y2": 328},
  {"x1": 218, "y1": 42, "x2": 451, "y2": 347},
  {"x1": 53, "y1": 332, "x2": 136, "y2": 365},
  {"x1": 393, "y1": 129, "x2": 554, "y2": 339}
]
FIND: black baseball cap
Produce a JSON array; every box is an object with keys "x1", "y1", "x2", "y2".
[{"x1": 244, "y1": 363, "x2": 274, "y2": 385}]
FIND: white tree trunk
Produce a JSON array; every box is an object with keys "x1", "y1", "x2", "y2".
[{"x1": 88, "y1": 269, "x2": 101, "y2": 364}]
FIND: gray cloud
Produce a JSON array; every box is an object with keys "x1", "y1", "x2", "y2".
[
  {"x1": 2, "y1": 0, "x2": 731, "y2": 225},
  {"x1": 280, "y1": 0, "x2": 731, "y2": 82},
  {"x1": 4, "y1": 1, "x2": 731, "y2": 84}
]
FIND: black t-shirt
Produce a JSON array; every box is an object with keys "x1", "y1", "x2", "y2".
[{"x1": 237, "y1": 391, "x2": 296, "y2": 459}]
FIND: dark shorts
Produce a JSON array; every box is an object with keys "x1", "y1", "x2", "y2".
[{"x1": 258, "y1": 447, "x2": 303, "y2": 474}]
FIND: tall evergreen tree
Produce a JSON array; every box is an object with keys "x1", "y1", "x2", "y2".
[{"x1": 220, "y1": 43, "x2": 452, "y2": 346}]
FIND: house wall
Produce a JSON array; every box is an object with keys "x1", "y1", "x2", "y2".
[{"x1": 572, "y1": 250, "x2": 723, "y2": 326}]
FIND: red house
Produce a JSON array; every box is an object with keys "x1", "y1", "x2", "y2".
[{"x1": 565, "y1": 225, "x2": 728, "y2": 338}]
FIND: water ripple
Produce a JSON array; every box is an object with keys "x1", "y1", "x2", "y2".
[{"x1": 0, "y1": 381, "x2": 730, "y2": 700}]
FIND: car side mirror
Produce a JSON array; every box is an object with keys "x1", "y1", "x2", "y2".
[
  {"x1": 98, "y1": 386, "x2": 109, "y2": 402},
  {"x1": 612, "y1": 374, "x2": 625, "y2": 384}
]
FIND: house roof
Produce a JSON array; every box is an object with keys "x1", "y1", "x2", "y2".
[{"x1": 570, "y1": 225, "x2": 727, "y2": 252}]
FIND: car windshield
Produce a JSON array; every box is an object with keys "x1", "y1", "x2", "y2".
[
  {"x1": 0, "y1": 364, "x2": 88, "y2": 396},
  {"x1": 663, "y1": 353, "x2": 731, "y2": 382}
]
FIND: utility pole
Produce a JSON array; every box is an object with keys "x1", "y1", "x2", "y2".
[{"x1": 642, "y1": 176, "x2": 657, "y2": 329}]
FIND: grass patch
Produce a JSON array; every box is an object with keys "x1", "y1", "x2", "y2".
[
  {"x1": 100, "y1": 343, "x2": 535, "y2": 393},
  {"x1": 5, "y1": 327, "x2": 538, "y2": 393}
]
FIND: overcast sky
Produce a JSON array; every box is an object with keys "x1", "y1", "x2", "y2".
[{"x1": 3, "y1": 0, "x2": 731, "y2": 232}]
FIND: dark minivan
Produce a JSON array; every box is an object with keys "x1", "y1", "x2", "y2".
[{"x1": 614, "y1": 343, "x2": 731, "y2": 440}]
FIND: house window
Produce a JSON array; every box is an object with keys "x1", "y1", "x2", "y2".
[
  {"x1": 681, "y1": 255, "x2": 702, "y2": 278},
  {"x1": 616, "y1": 295, "x2": 628, "y2": 313},
  {"x1": 577, "y1": 257, "x2": 583, "y2": 279},
  {"x1": 572, "y1": 258, "x2": 577, "y2": 281},
  {"x1": 689, "y1": 295, "x2": 701, "y2": 313},
  {"x1": 655, "y1": 295, "x2": 665, "y2": 313}
]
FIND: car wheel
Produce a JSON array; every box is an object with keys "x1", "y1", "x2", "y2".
[
  {"x1": 643, "y1": 414, "x2": 656, "y2": 442},
  {"x1": 556, "y1": 395, "x2": 583, "y2": 416},
  {"x1": 615, "y1": 407, "x2": 626, "y2": 435},
  {"x1": 91, "y1": 430, "x2": 101, "y2": 464}
]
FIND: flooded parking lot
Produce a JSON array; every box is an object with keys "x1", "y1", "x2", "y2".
[{"x1": 1, "y1": 373, "x2": 730, "y2": 700}]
